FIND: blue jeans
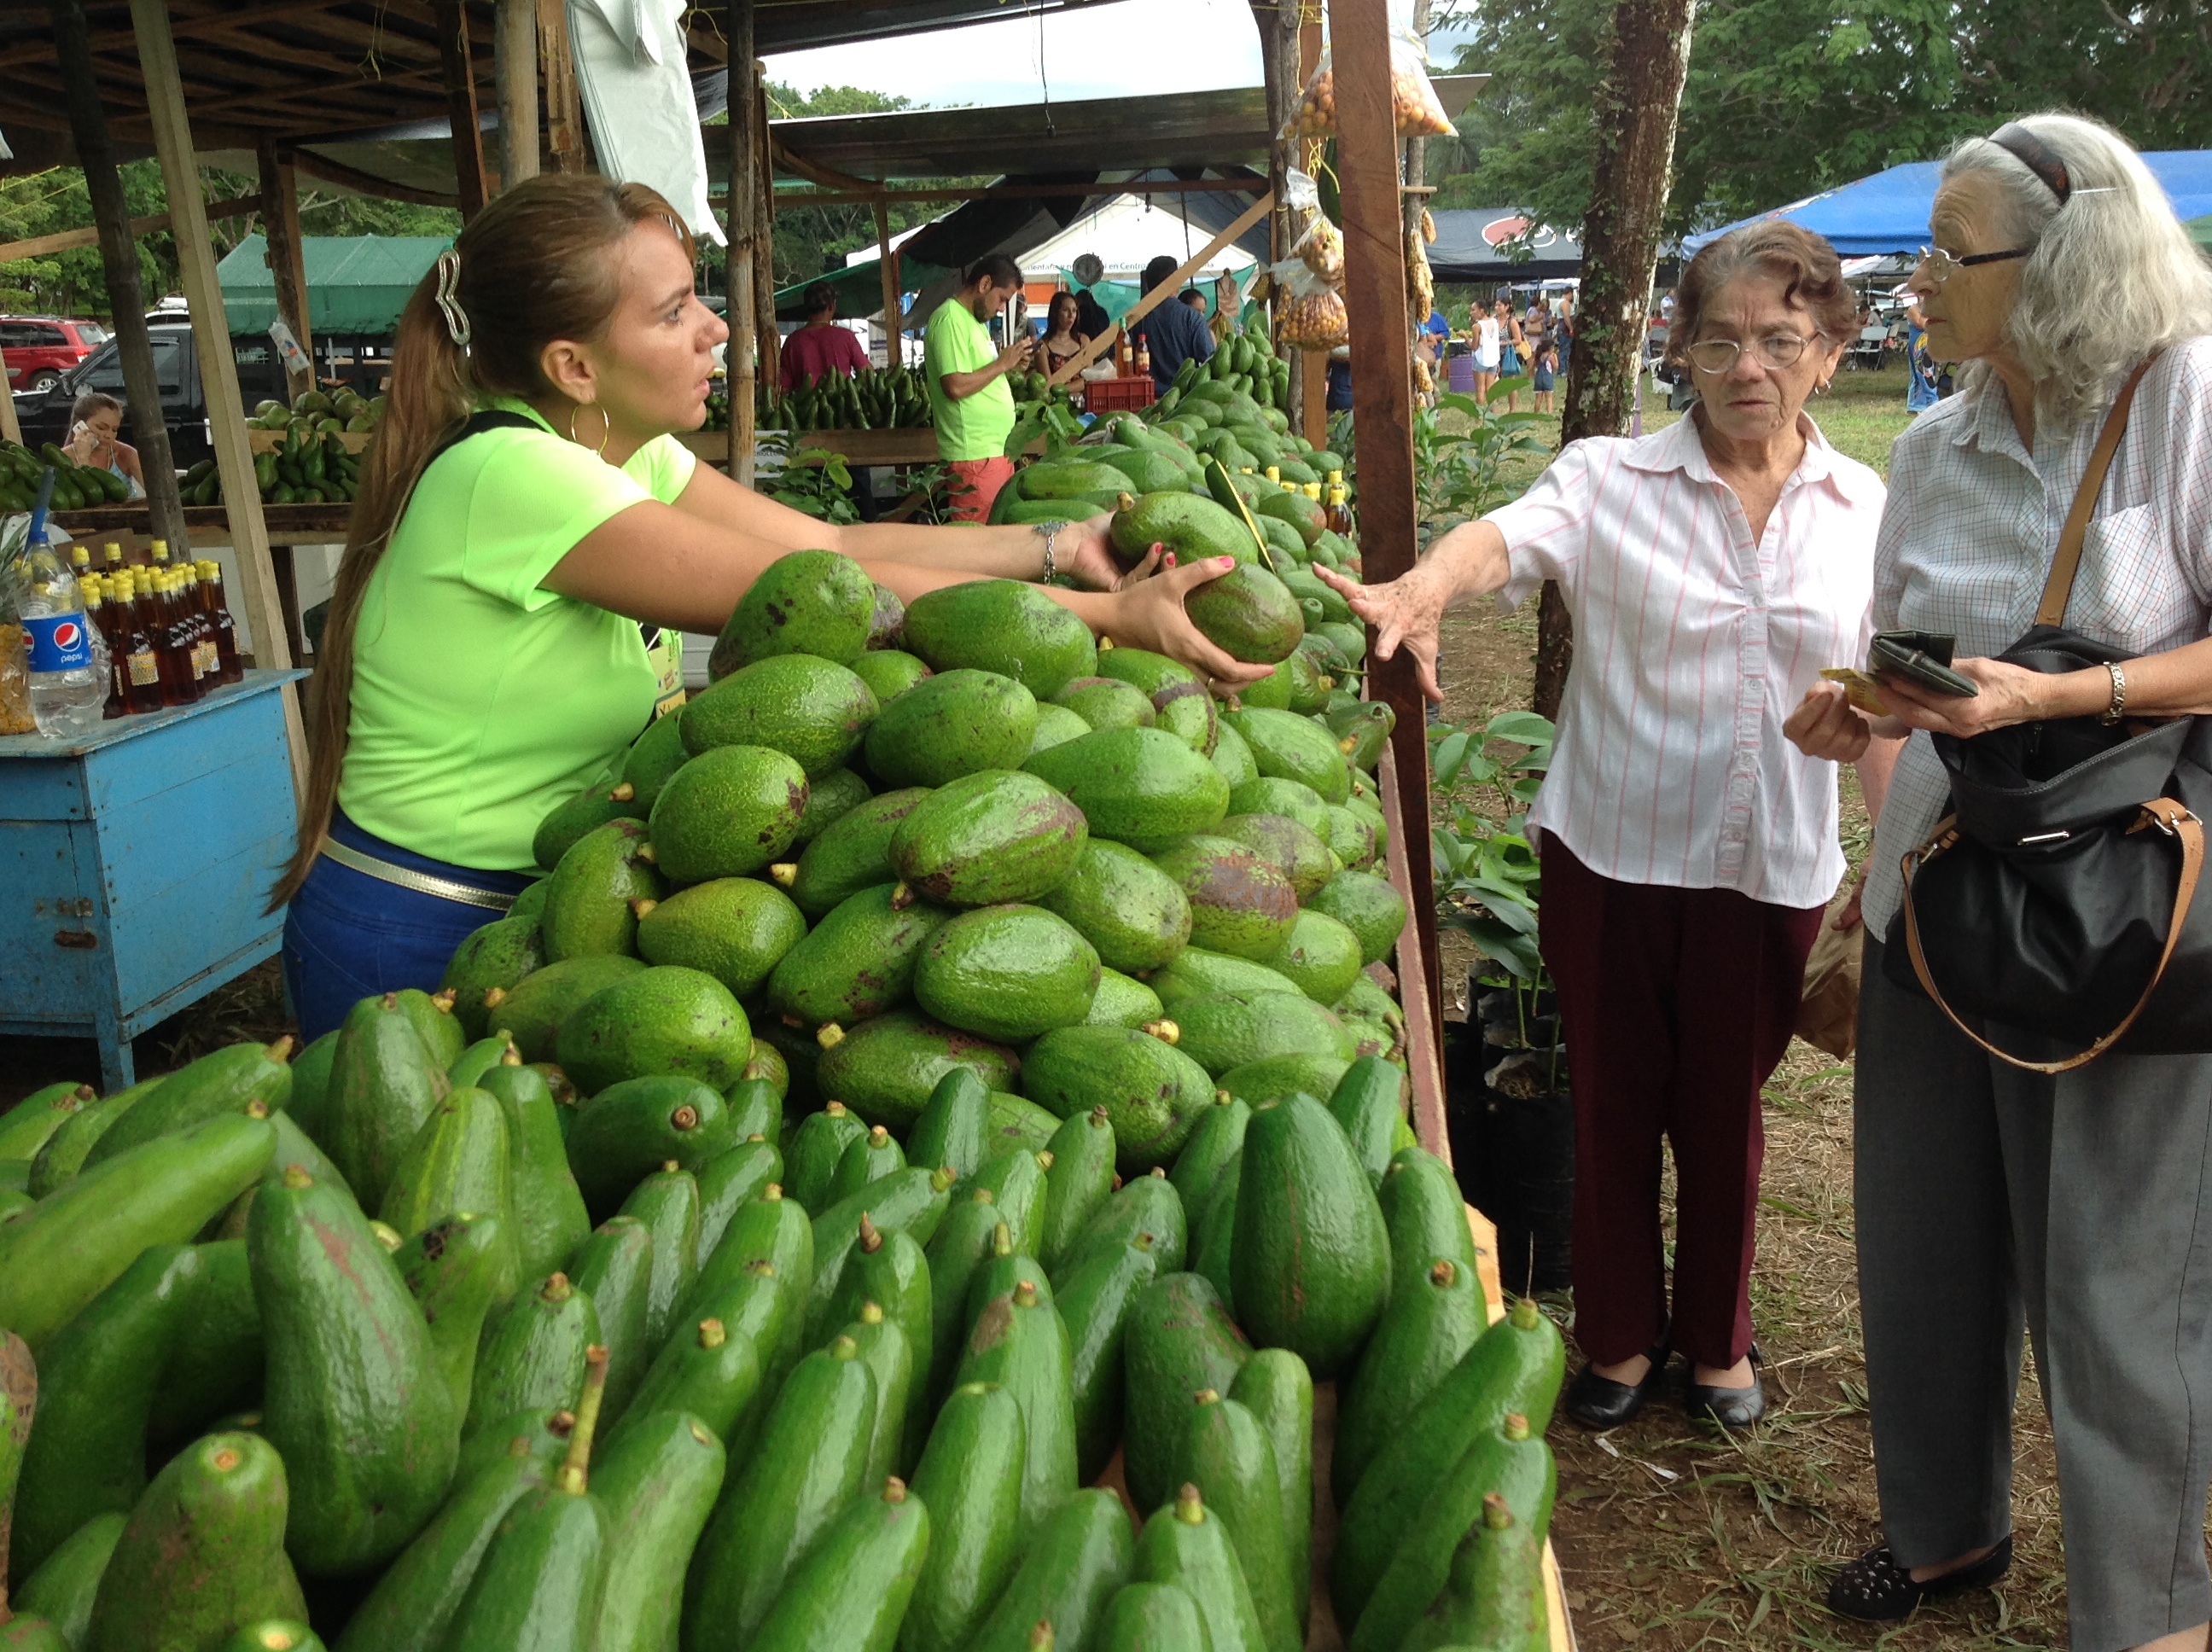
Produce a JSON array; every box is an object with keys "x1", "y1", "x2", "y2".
[{"x1": 281, "y1": 811, "x2": 535, "y2": 1043}]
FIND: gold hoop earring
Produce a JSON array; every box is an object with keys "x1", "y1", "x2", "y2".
[{"x1": 569, "y1": 401, "x2": 612, "y2": 457}]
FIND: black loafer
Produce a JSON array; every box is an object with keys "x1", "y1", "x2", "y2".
[
  {"x1": 1685, "y1": 1344, "x2": 1767, "y2": 1430},
  {"x1": 1827, "y1": 1534, "x2": 2014, "y2": 1621},
  {"x1": 1563, "y1": 1343, "x2": 1670, "y2": 1431}
]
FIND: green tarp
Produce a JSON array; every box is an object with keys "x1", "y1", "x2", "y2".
[
  {"x1": 772, "y1": 256, "x2": 954, "y2": 326},
  {"x1": 2192, "y1": 213, "x2": 2212, "y2": 249},
  {"x1": 217, "y1": 234, "x2": 451, "y2": 336}
]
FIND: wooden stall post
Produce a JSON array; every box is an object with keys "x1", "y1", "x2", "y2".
[
  {"x1": 436, "y1": 0, "x2": 494, "y2": 218},
  {"x1": 724, "y1": 0, "x2": 759, "y2": 484},
  {"x1": 495, "y1": 0, "x2": 539, "y2": 190},
  {"x1": 255, "y1": 142, "x2": 316, "y2": 401},
  {"x1": 0, "y1": 339, "x2": 19, "y2": 445},
  {"x1": 1296, "y1": 8, "x2": 1329, "y2": 444},
  {"x1": 51, "y1": 0, "x2": 187, "y2": 550},
  {"x1": 127, "y1": 0, "x2": 306, "y2": 781},
  {"x1": 1329, "y1": 0, "x2": 1444, "y2": 1074},
  {"x1": 538, "y1": 0, "x2": 585, "y2": 173},
  {"x1": 751, "y1": 61, "x2": 780, "y2": 396},
  {"x1": 874, "y1": 201, "x2": 902, "y2": 368}
]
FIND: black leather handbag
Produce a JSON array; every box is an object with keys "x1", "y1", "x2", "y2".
[{"x1": 1885, "y1": 356, "x2": 2212, "y2": 1073}]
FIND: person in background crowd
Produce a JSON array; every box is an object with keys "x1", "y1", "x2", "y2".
[
  {"x1": 1128, "y1": 254, "x2": 1215, "y2": 392},
  {"x1": 1330, "y1": 219, "x2": 1888, "y2": 1438},
  {"x1": 1325, "y1": 345, "x2": 1353, "y2": 412},
  {"x1": 1211, "y1": 270, "x2": 1243, "y2": 344},
  {"x1": 1788, "y1": 112, "x2": 2212, "y2": 1651},
  {"x1": 1494, "y1": 298, "x2": 1528, "y2": 411},
  {"x1": 777, "y1": 282, "x2": 869, "y2": 390},
  {"x1": 1531, "y1": 329, "x2": 1559, "y2": 413},
  {"x1": 924, "y1": 253, "x2": 1034, "y2": 521},
  {"x1": 63, "y1": 390, "x2": 145, "y2": 498},
  {"x1": 1039, "y1": 291, "x2": 1091, "y2": 375},
  {"x1": 1181, "y1": 290, "x2": 1209, "y2": 317},
  {"x1": 1903, "y1": 296, "x2": 1941, "y2": 413},
  {"x1": 1557, "y1": 289, "x2": 1578, "y2": 374},
  {"x1": 1473, "y1": 303, "x2": 1502, "y2": 401}
]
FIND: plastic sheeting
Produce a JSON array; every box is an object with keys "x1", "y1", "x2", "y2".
[
  {"x1": 216, "y1": 234, "x2": 449, "y2": 336},
  {"x1": 567, "y1": 0, "x2": 725, "y2": 246}
]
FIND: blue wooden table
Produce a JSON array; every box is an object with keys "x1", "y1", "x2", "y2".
[{"x1": 0, "y1": 670, "x2": 306, "y2": 1092}]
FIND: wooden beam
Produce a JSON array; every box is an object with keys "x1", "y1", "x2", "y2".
[
  {"x1": 495, "y1": 0, "x2": 538, "y2": 189},
  {"x1": 0, "y1": 0, "x2": 335, "y2": 72},
  {"x1": 0, "y1": 195, "x2": 259, "y2": 264},
  {"x1": 725, "y1": 0, "x2": 758, "y2": 486},
  {"x1": 129, "y1": 0, "x2": 306, "y2": 786},
  {"x1": 538, "y1": 0, "x2": 585, "y2": 173},
  {"x1": 751, "y1": 57, "x2": 779, "y2": 397},
  {"x1": 1045, "y1": 191, "x2": 1274, "y2": 386},
  {"x1": 435, "y1": 0, "x2": 492, "y2": 216},
  {"x1": 1330, "y1": 0, "x2": 1442, "y2": 1067},
  {"x1": 255, "y1": 143, "x2": 315, "y2": 400},
  {"x1": 773, "y1": 177, "x2": 1262, "y2": 207},
  {"x1": 1380, "y1": 742, "x2": 1447, "y2": 1149},
  {"x1": 51, "y1": 0, "x2": 187, "y2": 549},
  {"x1": 288, "y1": 148, "x2": 461, "y2": 209},
  {"x1": 873, "y1": 199, "x2": 901, "y2": 355},
  {"x1": 1302, "y1": 348, "x2": 1328, "y2": 445}
]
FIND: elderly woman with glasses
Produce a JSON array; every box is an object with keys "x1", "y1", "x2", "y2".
[
  {"x1": 1788, "y1": 114, "x2": 2212, "y2": 1648},
  {"x1": 1320, "y1": 220, "x2": 1892, "y2": 1431}
]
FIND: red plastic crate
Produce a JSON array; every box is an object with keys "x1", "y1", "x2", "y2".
[{"x1": 1082, "y1": 375, "x2": 1159, "y2": 413}]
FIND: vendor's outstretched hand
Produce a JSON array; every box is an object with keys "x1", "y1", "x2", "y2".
[
  {"x1": 1315, "y1": 563, "x2": 1445, "y2": 702},
  {"x1": 1112, "y1": 554, "x2": 1275, "y2": 689}
]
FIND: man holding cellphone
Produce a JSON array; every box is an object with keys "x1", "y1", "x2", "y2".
[{"x1": 926, "y1": 253, "x2": 1035, "y2": 521}]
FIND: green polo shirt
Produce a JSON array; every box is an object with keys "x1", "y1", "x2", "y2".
[
  {"x1": 924, "y1": 295, "x2": 1016, "y2": 462},
  {"x1": 338, "y1": 398, "x2": 697, "y2": 872}
]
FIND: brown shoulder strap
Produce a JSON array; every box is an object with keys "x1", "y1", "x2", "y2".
[{"x1": 2036, "y1": 354, "x2": 2160, "y2": 627}]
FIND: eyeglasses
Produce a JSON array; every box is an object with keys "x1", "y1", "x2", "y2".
[
  {"x1": 1915, "y1": 245, "x2": 2032, "y2": 285},
  {"x1": 1684, "y1": 334, "x2": 1822, "y2": 374}
]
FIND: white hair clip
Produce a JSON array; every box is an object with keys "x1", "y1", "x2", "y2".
[{"x1": 434, "y1": 248, "x2": 472, "y2": 353}]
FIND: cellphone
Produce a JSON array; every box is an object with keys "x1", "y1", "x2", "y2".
[{"x1": 1868, "y1": 629, "x2": 1979, "y2": 697}]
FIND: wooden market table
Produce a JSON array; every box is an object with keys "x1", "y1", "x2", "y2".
[{"x1": 0, "y1": 670, "x2": 306, "y2": 1093}]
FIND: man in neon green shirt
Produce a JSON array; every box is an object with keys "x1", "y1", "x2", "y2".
[{"x1": 924, "y1": 252, "x2": 1034, "y2": 520}]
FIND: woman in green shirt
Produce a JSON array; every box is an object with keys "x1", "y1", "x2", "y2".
[{"x1": 276, "y1": 174, "x2": 1256, "y2": 1039}]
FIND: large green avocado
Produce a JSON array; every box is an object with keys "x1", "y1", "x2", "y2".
[
  {"x1": 1170, "y1": 990, "x2": 1358, "y2": 1078},
  {"x1": 647, "y1": 745, "x2": 810, "y2": 885},
  {"x1": 864, "y1": 669, "x2": 1038, "y2": 788},
  {"x1": 765, "y1": 882, "x2": 949, "y2": 1027},
  {"x1": 556, "y1": 964, "x2": 754, "y2": 1094},
  {"x1": 539, "y1": 818, "x2": 666, "y2": 963},
  {"x1": 1187, "y1": 564, "x2": 1305, "y2": 666},
  {"x1": 915, "y1": 905, "x2": 1102, "y2": 1043},
  {"x1": 1039, "y1": 839, "x2": 1192, "y2": 974},
  {"x1": 709, "y1": 547, "x2": 877, "y2": 676},
  {"x1": 889, "y1": 770, "x2": 1088, "y2": 908},
  {"x1": 902, "y1": 580, "x2": 1098, "y2": 700},
  {"x1": 1052, "y1": 676, "x2": 1155, "y2": 731},
  {"x1": 679, "y1": 654, "x2": 878, "y2": 778},
  {"x1": 782, "y1": 787, "x2": 933, "y2": 918},
  {"x1": 1305, "y1": 870, "x2": 1409, "y2": 965},
  {"x1": 1022, "y1": 1026, "x2": 1214, "y2": 1174},
  {"x1": 813, "y1": 1011, "x2": 1022, "y2": 1132},
  {"x1": 635, "y1": 877, "x2": 806, "y2": 1000},
  {"x1": 1210, "y1": 811, "x2": 1336, "y2": 901},
  {"x1": 1220, "y1": 707, "x2": 1351, "y2": 804},
  {"x1": 1108, "y1": 492, "x2": 1257, "y2": 569},
  {"x1": 1150, "y1": 835, "x2": 1300, "y2": 963},
  {"x1": 1023, "y1": 727, "x2": 1229, "y2": 854}
]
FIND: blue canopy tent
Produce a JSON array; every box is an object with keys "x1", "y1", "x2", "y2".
[{"x1": 1685, "y1": 152, "x2": 2212, "y2": 255}]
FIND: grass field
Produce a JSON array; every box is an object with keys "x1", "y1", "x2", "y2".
[{"x1": 1429, "y1": 365, "x2": 2097, "y2": 1649}]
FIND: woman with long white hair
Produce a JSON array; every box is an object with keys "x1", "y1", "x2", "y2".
[{"x1": 1788, "y1": 113, "x2": 2212, "y2": 1648}]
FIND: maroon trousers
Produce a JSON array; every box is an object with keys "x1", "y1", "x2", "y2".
[{"x1": 1538, "y1": 839, "x2": 1825, "y2": 1371}]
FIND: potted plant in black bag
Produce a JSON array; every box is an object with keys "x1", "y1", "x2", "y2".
[{"x1": 1432, "y1": 709, "x2": 1574, "y2": 1294}]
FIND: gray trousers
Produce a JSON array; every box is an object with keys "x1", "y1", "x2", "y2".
[{"x1": 1858, "y1": 936, "x2": 2212, "y2": 1652}]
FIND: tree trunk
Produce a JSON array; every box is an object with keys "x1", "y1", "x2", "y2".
[
  {"x1": 1533, "y1": 0, "x2": 1697, "y2": 719},
  {"x1": 49, "y1": 0, "x2": 185, "y2": 549}
]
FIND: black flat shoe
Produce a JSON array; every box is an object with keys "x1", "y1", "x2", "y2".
[
  {"x1": 1826, "y1": 1534, "x2": 2015, "y2": 1621},
  {"x1": 1563, "y1": 1343, "x2": 1670, "y2": 1430},
  {"x1": 1685, "y1": 1344, "x2": 1766, "y2": 1430}
]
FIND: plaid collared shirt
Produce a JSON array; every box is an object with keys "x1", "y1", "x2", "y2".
[
  {"x1": 1493, "y1": 411, "x2": 1887, "y2": 909},
  {"x1": 1862, "y1": 339, "x2": 2212, "y2": 939}
]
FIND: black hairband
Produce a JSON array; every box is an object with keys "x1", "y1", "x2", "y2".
[{"x1": 1988, "y1": 122, "x2": 2071, "y2": 206}]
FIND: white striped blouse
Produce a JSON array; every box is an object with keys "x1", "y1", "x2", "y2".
[{"x1": 1490, "y1": 412, "x2": 1887, "y2": 910}]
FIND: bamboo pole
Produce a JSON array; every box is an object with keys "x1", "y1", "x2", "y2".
[
  {"x1": 435, "y1": 0, "x2": 492, "y2": 218},
  {"x1": 127, "y1": 0, "x2": 305, "y2": 782},
  {"x1": 751, "y1": 59, "x2": 779, "y2": 396},
  {"x1": 873, "y1": 200, "x2": 901, "y2": 367},
  {"x1": 494, "y1": 0, "x2": 538, "y2": 189},
  {"x1": 724, "y1": 0, "x2": 758, "y2": 485},
  {"x1": 255, "y1": 142, "x2": 315, "y2": 400}
]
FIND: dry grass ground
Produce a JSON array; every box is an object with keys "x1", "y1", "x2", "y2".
[{"x1": 1434, "y1": 368, "x2": 2084, "y2": 1649}]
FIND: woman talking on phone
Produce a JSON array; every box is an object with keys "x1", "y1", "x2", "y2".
[{"x1": 275, "y1": 174, "x2": 1260, "y2": 1040}]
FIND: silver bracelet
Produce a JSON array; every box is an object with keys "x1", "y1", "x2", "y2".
[
  {"x1": 2101, "y1": 660, "x2": 2128, "y2": 724},
  {"x1": 1033, "y1": 520, "x2": 1062, "y2": 584}
]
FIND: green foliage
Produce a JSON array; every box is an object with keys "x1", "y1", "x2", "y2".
[
  {"x1": 1441, "y1": 0, "x2": 2212, "y2": 236},
  {"x1": 1429, "y1": 710, "x2": 1554, "y2": 981},
  {"x1": 1415, "y1": 384, "x2": 1550, "y2": 531},
  {"x1": 760, "y1": 432, "x2": 861, "y2": 526}
]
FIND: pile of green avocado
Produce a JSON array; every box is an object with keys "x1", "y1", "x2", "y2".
[{"x1": 0, "y1": 544, "x2": 1566, "y2": 1652}]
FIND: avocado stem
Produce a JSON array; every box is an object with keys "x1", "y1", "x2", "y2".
[{"x1": 556, "y1": 1344, "x2": 611, "y2": 1494}]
